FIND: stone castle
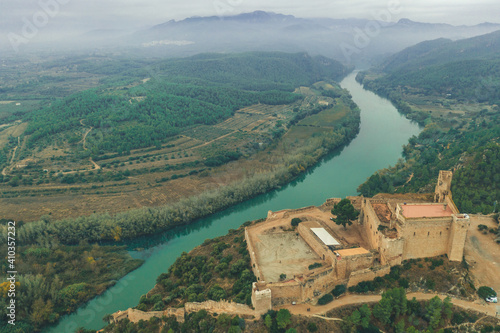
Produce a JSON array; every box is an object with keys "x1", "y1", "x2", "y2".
[{"x1": 248, "y1": 171, "x2": 470, "y2": 314}]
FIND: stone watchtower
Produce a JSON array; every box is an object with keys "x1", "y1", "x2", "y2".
[
  {"x1": 434, "y1": 170, "x2": 453, "y2": 203},
  {"x1": 447, "y1": 213, "x2": 470, "y2": 261},
  {"x1": 433, "y1": 170, "x2": 470, "y2": 261}
]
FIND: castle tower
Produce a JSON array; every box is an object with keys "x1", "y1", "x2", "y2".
[
  {"x1": 447, "y1": 214, "x2": 470, "y2": 261},
  {"x1": 434, "y1": 170, "x2": 453, "y2": 203},
  {"x1": 251, "y1": 282, "x2": 271, "y2": 315}
]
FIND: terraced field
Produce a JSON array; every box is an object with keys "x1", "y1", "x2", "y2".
[{"x1": 0, "y1": 81, "x2": 357, "y2": 222}]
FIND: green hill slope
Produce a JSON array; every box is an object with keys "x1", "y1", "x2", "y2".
[
  {"x1": 24, "y1": 52, "x2": 349, "y2": 155},
  {"x1": 357, "y1": 32, "x2": 500, "y2": 214}
]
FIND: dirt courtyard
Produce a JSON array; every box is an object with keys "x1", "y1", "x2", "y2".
[
  {"x1": 464, "y1": 215, "x2": 500, "y2": 312},
  {"x1": 254, "y1": 232, "x2": 320, "y2": 282}
]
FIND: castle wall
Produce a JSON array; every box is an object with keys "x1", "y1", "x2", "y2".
[
  {"x1": 361, "y1": 199, "x2": 383, "y2": 250},
  {"x1": 185, "y1": 300, "x2": 254, "y2": 318},
  {"x1": 252, "y1": 282, "x2": 272, "y2": 315},
  {"x1": 447, "y1": 214, "x2": 470, "y2": 261},
  {"x1": 402, "y1": 218, "x2": 452, "y2": 260},
  {"x1": 379, "y1": 236, "x2": 404, "y2": 266},
  {"x1": 164, "y1": 308, "x2": 186, "y2": 323},
  {"x1": 334, "y1": 252, "x2": 374, "y2": 280},
  {"x1": 281, "y1": 206, "x2": 317, "y2": 219},
  {"x1": 245, "y1": 228, "x2": 264, "y2": 282},
  {"x1": 267, "y1": 281, "x2": 302, "y2": 306},
  {"x1": 434, "y1": 170, "x2": 453, "y2": 203},
  {"x1": 111, "y1": 308, "x2": 185, "y2": 325},
  {"x1": 347, "y1": 265, "x2": 391, "y2": 287},
  {"x1": 300, "y1": 267, "x2": 338, "y2": 302},
  {"x1": 445, "y1": 196, "x2": 459, "y2": 215},
  {"x1": 297, "y1": 223, "x2": 336, "y2": 265}
]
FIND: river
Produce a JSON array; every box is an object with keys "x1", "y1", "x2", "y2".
[{"x1": 45, "y1": 72, "x2": 421, "y2": 332}]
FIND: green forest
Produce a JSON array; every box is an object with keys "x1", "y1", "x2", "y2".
[
  {"x1": 143, "y1": 226, "x2": 255, "y2": 311},
  {"x1": 2, "y1": 102, "x2": 360, "y2": 245},
  {"x1": 362, "y1": 59, "x2": 500, "y2": 105},
  {"x1": 22, "y1": 52, "x2": 348, "y2": 156},
  {"x1": 0, "y1": 240, "x2": 142, "y2": 332}
]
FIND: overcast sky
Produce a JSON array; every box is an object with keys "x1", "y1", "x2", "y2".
[{"x1": 1, "y1": 0, "x2": 499, "y2": 44}]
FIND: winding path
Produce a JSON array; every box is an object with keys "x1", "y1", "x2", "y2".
[
  {"x1": 279, "y1": 292, "x2": 498, "y2": 319},
  {"x1": 62, "y1": 120, "x2": 100, "y2": 175},
  {"x1": 2, "y1": 136, "x2": 20, "y2": 176},
  {"x1": 79, "y1": 119, "x2": 92, "y2": 150}
]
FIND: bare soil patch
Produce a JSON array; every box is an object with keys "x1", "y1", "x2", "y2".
[
  {"x1": 254, "y1": 232, "x2": 319, "y2": 282},
  {"x1": 465, "y1": 215, "x2": 500, "y2": 294}
]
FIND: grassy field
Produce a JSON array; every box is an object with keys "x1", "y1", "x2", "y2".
[{"x1": 298, "y1": 103, "x2": 349, "y2": 127}]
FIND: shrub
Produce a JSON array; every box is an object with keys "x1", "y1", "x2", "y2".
[
  {"x1": 332, "y1": 284, "x2": 346, "y2": 297},
  {"x1": 291, "y1": 218, "x2": 302, "y2": 227},
  {"x1": 478, "y1": 286, "x2": 497, "y2": 299},
  {"x1": 307, "y1": 322, "x2": 318, "y2": 332},
  {"x1": 478, "y1": 224, "x2": 489, "y2": 231},
  {"x1": 398, "y1": 278, "x2": 409, "y2": 288},
  {"x1": 308, "y1": 262, "x2": 322, "y2": 270},
  {"x1": 430, "y1": 258, "x2": 444, "y2": 270},
  {"x1": 317, "y1": 293, "x2": 333, "y2": 305},
  {"x1": 425, "y1": 279, "x2": 436, "y2": 290}
]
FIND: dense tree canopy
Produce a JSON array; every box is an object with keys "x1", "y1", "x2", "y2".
[{"x1": 331, "y1": 198, "x2": 359, "y2": 229}]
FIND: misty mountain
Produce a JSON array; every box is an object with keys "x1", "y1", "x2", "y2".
[
  {"x1": 4, "y1": 11, "x2": 500, "y2": 66},
  {"x1": 121, "y1": 11, "x2": 500, "y2": 65}
]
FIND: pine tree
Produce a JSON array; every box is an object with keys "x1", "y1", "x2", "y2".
[{"x1": 331, "y1": 198, "x2": 359, "y2": 229}]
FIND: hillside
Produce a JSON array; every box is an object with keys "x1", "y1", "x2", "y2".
[
  {"x1": 356, "y1": 31, "x2": 500, "y2": 215},
  {"x1": 380, "y1": 29, "x2": 500, "y2": 72},
  {"x1": 366, "y1": 30, "x2": 500, "y2": 105},
  {"x1": 0, "y1": 52, "x2": 361, "y2": 226},
  {"x1": 22, "y1": 52, "x2": 348, "y2": 154}
]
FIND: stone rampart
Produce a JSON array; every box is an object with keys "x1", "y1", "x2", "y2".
[
  {"x1": 111, "y1": 307, "x2": 185, "y2": 325},
  {"x1": 245, "y1": 227, "x2": 264, "y2": 282},
  {"x1": 347, "y1": 265, "x2": 391, "y2": 287},
  {"x1": 361, "y1": 199, "x2": 382, "y2": 250},
  {"x1": 185, "y1": 300, "x2": 254, "y2": 318},
  {"x1": 300, "y1": 266, "x2": 338, "y2": 302},
  {"x1": 282, "y1": 206, "x2": 318, "y2": 219},
  {"x1": 297, "y1": 222, "x2": 335, "y2": 264},
  {"x1": 379, "y1": 236, "x2": 404, "y2": 266}
]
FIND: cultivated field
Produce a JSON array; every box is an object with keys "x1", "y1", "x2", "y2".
[{"x1": 0, "y1": 82, "x2": 357, "y2": 222}]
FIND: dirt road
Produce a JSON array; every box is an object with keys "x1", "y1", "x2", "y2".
[
  {"x1": 279, "y1": 292, "x2": 498, "y2": 318},
  {"x1": 61, "y1": 119, "x2": 100, "y2": 174},
  {"x1": 2, "y1": 136, "x2": 20, "y2": 176}
]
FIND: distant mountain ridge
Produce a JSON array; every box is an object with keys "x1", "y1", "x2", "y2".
[
  {"x1": 119, "y1": 11, "x2": 500, "y2": 64},
  {"x1": 15, "y1": 10, "x2": 500, "y2": 66},
  {"x1": 359, "y1": 29, "x2": 500, "y2": 106},
  {"x1": 380, "y1": 29, "x2": 500, "y2": 72}
]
